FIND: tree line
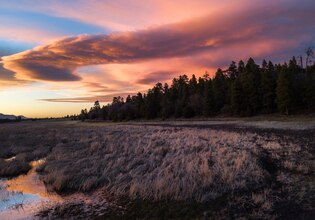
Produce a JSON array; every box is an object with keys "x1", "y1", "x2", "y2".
[{"x1": 75, "y1": 51, "x2": 315, "y2": 121}]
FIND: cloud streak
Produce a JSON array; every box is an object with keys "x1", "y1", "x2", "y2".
[
  {"x1": 136, "y1": 71, "x2": 179, "y2": 85},
  {"x1": 2, "y1": 0, "x2": 315, "y2": 84},
  {"x1": 39, "y1": 93, "x2": 133, "y2": 103},
  {"x1": 0, "y1": 63, "x2": 31, "y2": 88},
  {"x1": 0, "y1": 0, "x2": 230, "y2": 31}
]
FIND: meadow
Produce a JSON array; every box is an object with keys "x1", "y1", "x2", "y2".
[{"x1": 0, "y1": 120, "x2": 314, "y2": 219}]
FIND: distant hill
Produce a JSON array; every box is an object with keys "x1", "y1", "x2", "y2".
[{"x1": 0, "y1": 113, "x2": 28, "y2": 120}]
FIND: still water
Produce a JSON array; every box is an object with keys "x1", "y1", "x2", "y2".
[{"x1": 0, "y1": 159, "x2": 62, "y2": 220}]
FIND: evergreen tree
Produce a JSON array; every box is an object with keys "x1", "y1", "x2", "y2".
[
  {"x1": 231, "y1": 78, "x2": 243, "y2": 115},
  {"x1": 212, "y1": 68, "x2": 227, "y2": 112},
  {"x1": 304, "y1": 68, "x2": 315, "y2": 109},
  {"x1": 261, "y1": 61, "x2": 277, "y2": 113},
  {"x1": 161, "y1": 83, "x2": 173, "y2": 119},
  {"x1": 172, "y1": 75, "x2": 189, "y2": 117},
  {"x1": 226, "y1": 61, "x2": 238, "y2": 80},
  {"x1": 80, "y1": 52, "x2": 315, "y2": 121},
  {"x1": 203, "y1": 79, "x2": 215, "y2": 116},
  {"x1": 189, "y1": 74, "x2": 198, "y2": 94},
  {"x1": 145, "y1": 83, "x2": 163, "y2": 119},
  {"x1": 276, "y1": 65, "x2": 294, "y2": 115},
  {"x1": 243, "y1": 58, "x2": 262, "y2": 115}
]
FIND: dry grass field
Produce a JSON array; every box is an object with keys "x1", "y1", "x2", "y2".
[{"x1": 0, "y1": 120, "x2": 314, "y2": 219}]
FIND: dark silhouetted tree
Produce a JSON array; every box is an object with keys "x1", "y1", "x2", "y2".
[
  {"x1": 231, "y1": 78, "x2": 244, "y2": 115},
  {"x1": 276, "y1": 64, "x2": 294, "y2": 115},
  {"x1": 79, "y1": 51, "x2": 315, "y2": 121},
  {"x1": 261, "y1": 60, "x2": 277, "y2": 113},
  {"x1": 212, "y1": 68, "x2": 227, "y2": 112},
  {"x1": 203, "y1": 78, "x2": 215, "y2": 116}
]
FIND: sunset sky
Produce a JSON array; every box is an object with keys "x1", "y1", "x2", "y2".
[{"x1": 0, "y1": 0, "x2": 314, "y2": 118}]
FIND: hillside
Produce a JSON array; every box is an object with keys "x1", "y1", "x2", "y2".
[{"x1": 0, "y1": 113, "x2": 27, "y2": 120}]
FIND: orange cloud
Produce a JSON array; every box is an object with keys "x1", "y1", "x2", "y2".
[
  {"x1": 1, "y1": 0, "x2": 233, "y2": 31},
  {"x1": 136, "y1": 71, "x2": 180, "y2": 85},
  {"x1": 0, "y1": 26, "x2": 64, "y2": 44},
  {"x1": 39, "y1": 93, "x2": 133, "y2": 103},
  {"x1": 0, "y1": 64, "x2": 32, "y2": 88},
  {"x1": 2, "y1": 0, "x2": 315, "y2": 89}
]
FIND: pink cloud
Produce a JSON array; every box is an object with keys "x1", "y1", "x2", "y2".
[
  {"x1": 1, "y1": 0, "x2": 314, "y2": 101},
  {"x1": 0, "y1": 0, "x2": 235, "y2": 31},
  {"x1": 0, "y1": 26, "x2": 65, "y2": 44},
  {"x1": 39, "y1": 93, "x2": 133, "y2": 103}
]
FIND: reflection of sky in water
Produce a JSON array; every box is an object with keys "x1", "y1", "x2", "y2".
[
  {"x1": 0, "y1": 160, "x2": 62, "y2": 218},
  {"x1": 0, "y1": 188, "x2": 40, "y2": 211}
]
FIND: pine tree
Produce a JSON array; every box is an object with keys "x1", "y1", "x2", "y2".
[
  {"x1": 80, "y1": 53, "x2": 315, "y2": 121},
  {"x1": 161, "y1": 83, "x2": 173, "y2": 119},
  {"x1": 243, "y1": 58, "x2": 262, "y2": 115},
  {"x1": 145, "y1": 83, "x2": 163, "y2": 119},
  {"x1": 276, "y1": 65, "x2": 293, "y2": 115},
  {"x1": 261, "y1": 61, "x2": 277, "y2": 113},
  {"x1": 231, "y1": 78, "x2": 243, "y2": 115},
  {"x1": 203, "y1": 79, "x2": 215, "y2": 116},
  {"x1": 304, "y1": 68, "x2": 315, "y2": 109},
  {"x1": 212, "y1": 68, "x2": 227, "y2": 112},
  {"x1": 226, "y1": 61, "x2": 238, "y2": 80},
  {"x1": 189, "y1": 74, "x2": 198, "y2": 94},
  {"x1": 172, "y1": 75, "x2": 189, "y2": 117}
]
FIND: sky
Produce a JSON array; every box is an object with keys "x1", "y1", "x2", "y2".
[{"x1": 0, "y1": 0, "x2": 314, "y2": 118}]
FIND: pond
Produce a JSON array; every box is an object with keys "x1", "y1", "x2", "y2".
[{"x1": 0, "y1": 159, "x2": 62, "y2": 219}]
